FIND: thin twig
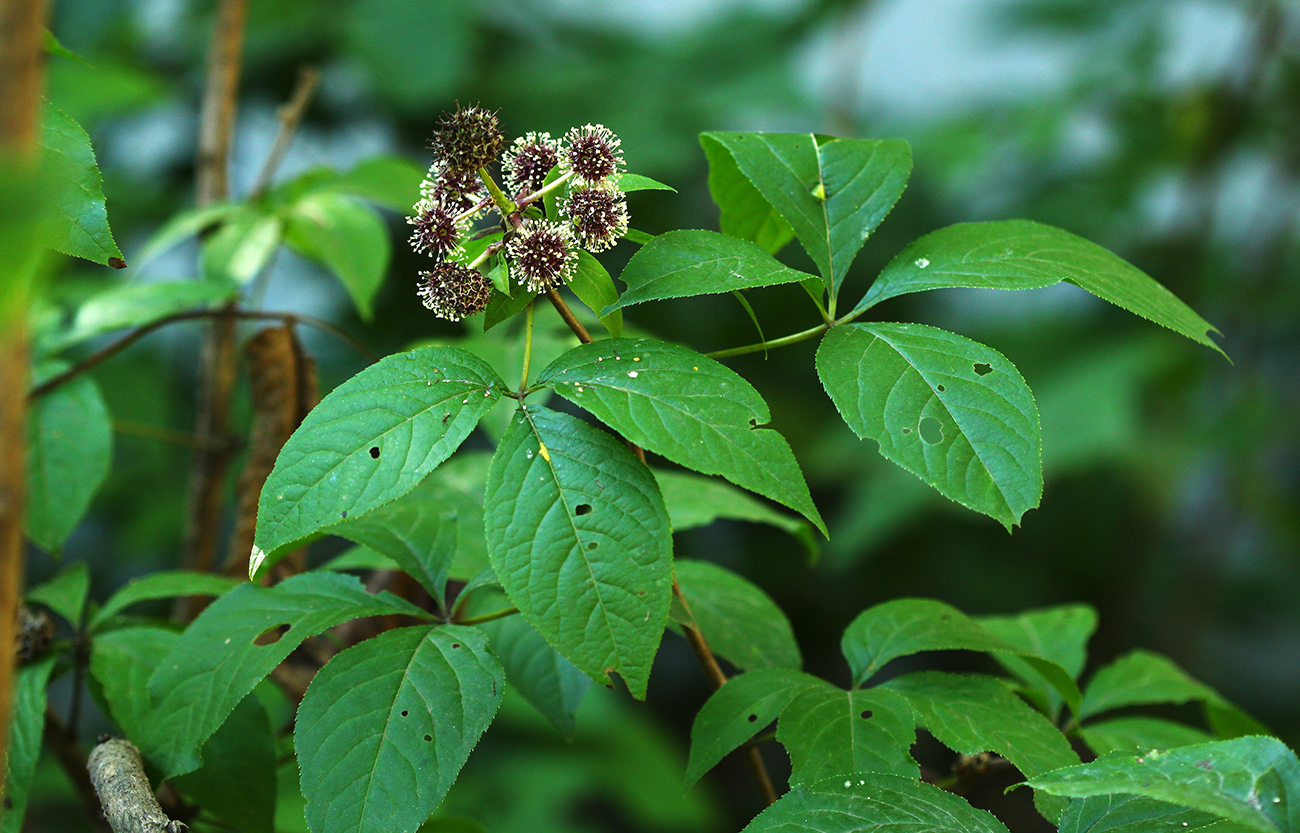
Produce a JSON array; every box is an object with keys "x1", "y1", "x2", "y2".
[
  {"x1": 113, "y1": 420, "x2": 221, "y2": 451},
  {"x1": 543, "y1": 290, "x2": 779, "y2": 807},
  {"x1": 250, "y1": 65, "x2": 321, "y2": 199},
  {"x1": 195, "y1": 0, "x2": 247, "y2": 207},
  {"x1": 28, "y1": 307, "x2": 376, "y2": 401}
]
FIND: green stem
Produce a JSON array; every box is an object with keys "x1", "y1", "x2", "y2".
[
  {"x1": 520, "y1": 301, "x2": 534, "y2": 392},
  {"x1": 467, "y1": 241, "x2": 502, "y2": 271},
  {"x1": 704, "y1": 322, "x2": 831, "y2": 359},
  {"x1": 454, "y1": 196, "x2": 493, "y2": 225},
  {"x1": 478, "y1": 166, "x2": 514, "y2": 216},
  {"x1": 457, "y1": 606, "x2": 518, "y2": 626},
  {"x1": 516, "y1": 170, "x2": 574, "y2": 209}
]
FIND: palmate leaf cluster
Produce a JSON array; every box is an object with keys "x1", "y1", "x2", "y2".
[{"x1": 13, "y1": 114, "x2": 1293, "y2": 833}]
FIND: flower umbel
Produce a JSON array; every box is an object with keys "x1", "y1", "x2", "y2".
[
  {"x1": 502, "y1": 132, "x2": 561, "y2": 200},
  {"x1": 562, "y1": 124, "x2": 623, "y2": 184},
  {"x1": 564, "y1": 183, "x2": 629, "y2": 252},
  {"x1": 506, "y1": 219, "x2": 577, "y2": 293},
  {"x1": 429, "y1": 105, "x2": 504, "y2": 174},
  {"x1": 407, "y1": 198, "x2": 466, "y2": 258},
  {"x1": 420, "y1": 163, "x2": 487, "y2": 216},
  {"x1": 417, "y1": 262, "x2": 492, "y2": 321}
]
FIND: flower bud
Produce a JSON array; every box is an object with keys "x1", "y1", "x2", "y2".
[
  {"x1": 417, "y1": 262, "x2": 492, "y2": 321},
  {"x1": 429, "y1": 105, "x2": 504, "y2": 174},
  {"x1": 505, "y1": 219, "x2": 578, "y2": 293}
]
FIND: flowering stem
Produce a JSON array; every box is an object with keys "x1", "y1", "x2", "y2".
[
  {"x1": 704, "y1": 322, "x2": 831, "y2": 359},
  {"x1": 455, "y1": 196, "x2": 492, "y2": 225},
  {"x1": 478, "y1": 166, "x2": 515, "y2": 216},
  {"x1": 517, "y1": 169, "x2": 574, "y2": 209},
  {"x1": 467, "y1": 241, "x2": 503, "y2": 271},
  {"x1": 520, "y1": 302, "x2": 534, "y2": 392}
]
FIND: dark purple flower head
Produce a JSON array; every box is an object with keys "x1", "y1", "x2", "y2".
[
  {"x1": 505, "y1": 219, "x2": 577, "y2": 293},
  {"x1": 417, "y1": 262, "x2": 492, "y2": 321},
  {"x1": 421, "y1": 163, "x2": 487, "y2": 215},
  {"x1": 429, "y1": 105, "x2": 503, "y2": 174},
  {"x1": 564, "y1": 183, "x2": 629, "y2": 252},
  {"x1": 407, "y1": 198, "x2": 466, "y2": 258},
  {"x1": 502, "y1": 132, "x2": 561, "y2": 200},
  {"x1": 562, "y1": 124, "x2": 623, "y2": 185}
]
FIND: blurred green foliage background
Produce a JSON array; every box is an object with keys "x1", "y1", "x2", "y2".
[{"x1": 27, "y1": 0, "x2": 1299, "y2": 829}]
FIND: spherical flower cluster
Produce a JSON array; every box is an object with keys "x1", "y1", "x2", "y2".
[
  {"x1": 562, "y1": 124, "x2": 624, "y2": 185},
  {"x1": 563, "y1": 183, "x2": 628, "y2": 252},
  {"x1": 420, "y1": 163, "x2": 487, "y2": 216},
  {"x1": 417, "y1": 262, "x2": 492, "y2": 321},
  {"x1": 502, "y1": 132, "x2": 561, "y2": 200},
  {"x1": 407, "y1": 197, "x2": 466, "y2": 259},
  {"x1": 429, "y1": 105, "x2": 503, "y2": 174},
  {"x1": 505, "y1": 219, "x2": 577, "y2": 293}
]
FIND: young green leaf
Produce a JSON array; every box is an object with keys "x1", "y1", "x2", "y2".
[
  {"x1": 1080, "y1": 650, "x2": 1228, "y2": 721},
  {"x1": 777, "y1": 682, "x2": 918, "y2": 784},
  {"x1": 569, "y1": 250, "x2": 623, "y2": 336},
  {"x1": 39, "y1": 104, "x2": 124, "y2": 266},
  {"x1": 608, "y1": 230, "x2": 814, "y2": 312},
  {"x1": 1027, "y1": 737, "x2": 1300, "y2": 833},
  {"x1": 134, "y1": 202, "x2": 240, "y2": 268},
  {"x1": 538, "y1": 337, "x2": 825, "y2": 534},
  {"x1": 685, "y1": 667, "x2": 815, "y2": 789},
  {"x1": 284, "y1": 191, "x2": 390, "y2": 320},
  {"x1": 741, "y1": 775, "x2": 1011, "y2": 833},
  {"x1": 672, "y1": 559, "x2": 801, "y2": 672},
  {"x1": 700, "y1": 133, "x2": 794, "y2": 255},
  {"x1": 615, "y1": 173, "x2": 676, "y2": 192},
  {"x1": 1, "y1": 656, "x2": 55, "y2": 833},
  {"x1": 201, "y1": 206, "x2": 283, "y2": 283},
  {"x1": 1081, "y1": 717, "x2": 1213, "y2": 758},
  {"x1": 839, "y1": 598, "x2": 1083, "y2": 714},
  {"x1": 251, "y1": 346, "x2": 505, "y2": 577},
  {"x1": 90, "y1": 626, "x2": 177, "y2": 741},
  {"x1": 477, "y1": 610, "x2": 591, "y2": 735},
  {"x1": 58, "y1": 280, "x2": 238, "y2": 348},
  {"x1": 90, "y1": 571, "x2": 241, "y2": 632},
  {"x1": 26, "y1": 368, "x2": 112, "y2": 551},
  {"x1": 654, "y1": 469, "x2": 818, "y2": 562},
  {"x1": 172, "y1": 694, "x2": 276, "y2": 833},
  {"x1": 700, "y1": 132, "x2": 912, "y2": 296},
  {"x1": 483, "y1": 406, "x2": 672, "y2": 699},
  {"x1": 297, "y1": 625, "x2": 503, "y2": 833},
  {"x1": 142, "y1": 572, "x2": 429, "y2": 777},
  {"x1": 817, "y1": 322, "x2": 1040, "y2": 529},
  {"x1": 311, "y1": 155, "x2": 426, "y2": 212},
  {"x1": 884, "y1": 672, "x2": 1079, "y2": 822},
  {"x1": 977, "y1": 604, "x2": 1097, "y2": 717},
  {"x1": 25, "y1": 561, "x2": 90, "y2": 626},
  {"x1": 850, "y1": 220, "x2": 1224, "y2": 355},
  {"x1": 1058, "y1": 794, "x2": 1236, "y2": 833}
]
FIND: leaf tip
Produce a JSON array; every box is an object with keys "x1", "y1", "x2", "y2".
[
  {"x1": 248, "y1": 545, "x2": 266, "y2": 580},
  {"x1": 108, "y1": 256, "x2": 126, "y2": 269}
]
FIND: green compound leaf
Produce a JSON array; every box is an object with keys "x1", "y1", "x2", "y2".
[
  {"x1": 851, "y1": 220, "x2": 1223, "y2": 355},
  {"x1": 297, "y1": 625, "x2": 503, "y2": 833},
  {"x1": 741, "y1": 774, "x2": 1011, "y2": 833},
  {"x1": 1, "y1": 656, "x2": 56, "y2": 833},
  {"x1": 284, "y1": 191, "x2": 391, "y2": 320},
  {"x1": 142, "y1": 572, "x2": 429, "y2": 777},
  {"x1": 685, "y1": 668, "x2": 815, "y2": 789},
  {"x1": 777, "y1": 682, "x2": 918, "y2": 785},
  {"x1": 840, "y1": 598, "x2": 1083, "y2": 714},
  {"x1": 672, "y1": 559, "x2": 800, "y2": 672},
  {"x1": 483, "y1": 406, "x2": 672, "y2": 699},
  {"x1": 1080, "y1": 650, "x2": 1228, "y2": 721},
  {"x1": 884, "y1": 672, "x2": 1079, "y2": 823},
  {"x1": 977, "y1": 604, "x2": 1097, "y2": 717},
  {"x1": 569, "y1": 249, "x2": 622, "y2": 337},
  {"x1": 1028, "y1": 737, "x2": 1300, "y2": 833},
  {"x1": 700, "y1": 134, "x2": 795, "y2": 255},
  {"x1": 252, "y1": 346, "x2": 505, "y2": 578},
  {"x1": 173, "y1": 694, "x2": 276, "y2": 833},
  {"x1": 39, "y1": 103, "x2": 123, "y2": 266},
  {"x1": 608, "y1": 230, "x2": 813, "y2": 312},
  {"x1": 1082, "y1": 717, "x2": 1213, "y2": 758},
  {"x1": 701, "y1": 132, "x2": 912, "y2": 296},
  {"x1": 478, "y1": 610, "x2": 590, "y2": 736},
  {"x1": 1059, "y1": 794, "x2": 1245, "y2": 833},
  {"x1": 90, "y1": 571, "x2": 241, "y2": 632},
  {"x1": 817, "y1": 322, "x2": 1040, "y2": 529},
  {"x1": 538, "y1": 337, "x2": 825, "y2": 535},
  {"x1": 201, "y1": 205, "x2": 282, "y2": 284},
  {"x1": 654, "y1": 469, "x2": 818, "y2": 562},
  {"x1": 58, "y1": 280, "x2": 238, "y2": 348},
  {"x1": 26, "y1": 368, "x2": 112, "y2": 550},
  {"x1": 25, "y1": 561, "x2": 89, "y2": 626}
]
